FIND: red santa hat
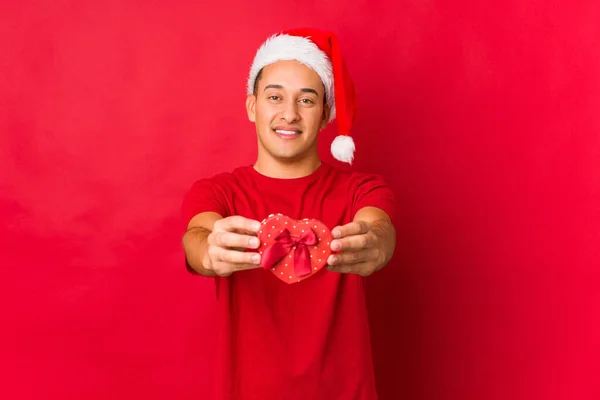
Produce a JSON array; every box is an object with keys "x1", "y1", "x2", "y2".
[{"x1": 247, "y1": 28, "x2": 357, "y2": 164}]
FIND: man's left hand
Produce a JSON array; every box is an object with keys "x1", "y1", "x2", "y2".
[{"x1": 326, "y1": 220, "x2": 387, "y2": 276}]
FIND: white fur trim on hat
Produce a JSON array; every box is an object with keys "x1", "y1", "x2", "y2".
[
  {"x1": 331, "y1": 135, "x2": 355, "y2": 164},
  {"x1": 247, "y1": 34, "x2": 336, "y2": 122}
]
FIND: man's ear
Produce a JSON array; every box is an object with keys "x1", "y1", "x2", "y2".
[
  {"x1": 246, "y1": 94, "x2": 257, "y2": 122},
  {"x1": 320, "y1": 103, "x2": 331, "y2": 130}
]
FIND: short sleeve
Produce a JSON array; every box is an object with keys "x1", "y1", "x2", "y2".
[
  {"x1": 351, "y1": 173, "x2": 398, "y2": 224},
  {"x1": 181, "y1": 177, "x2": 229, "y2": 229}
]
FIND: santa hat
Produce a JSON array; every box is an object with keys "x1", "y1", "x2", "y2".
[{"x1": 247, "y1": 28, "x2": 357, "y2": 164}]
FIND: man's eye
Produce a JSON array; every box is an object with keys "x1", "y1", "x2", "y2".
[
  {"x1": 268, "y1": 95, "x2": 281, "y2": 100},
  {"x1": 299, "y1": 99, "x2": 314, "y2": 104}
]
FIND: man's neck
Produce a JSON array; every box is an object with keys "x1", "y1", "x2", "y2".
[{"x1": 253, "y1": 156, "x2": 322, "y2": 179}]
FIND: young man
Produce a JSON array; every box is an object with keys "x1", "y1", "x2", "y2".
[{"x1": 182, "y1": 29, "x2": 397, "y2": 400}]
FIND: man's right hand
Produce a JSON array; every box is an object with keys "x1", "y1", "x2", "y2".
[{"x1": 203, "y1": 216, "x2": 263, "y2": 276}]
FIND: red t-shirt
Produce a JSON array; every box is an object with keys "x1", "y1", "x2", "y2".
[{"x1": 182, "y1": 162, "x2": 397, "y2": 400}]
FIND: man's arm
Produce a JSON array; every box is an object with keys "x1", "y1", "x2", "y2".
[
  {"x1": 182, "y1": 212, "x2": 223, "y2": 277},
  {"x1": 182, "y1": 212, "x2": 263, "y2": 277},
  {"x1": 326, "y1": 206, "x2": 396, "y2": 276},
  {"x1": 354, "y1": 206, "x2": 396, "y2": 270}
]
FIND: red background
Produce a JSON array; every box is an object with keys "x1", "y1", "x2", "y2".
[{"x1": 1, "y1": 1, "x2": 599, "y2": 399}]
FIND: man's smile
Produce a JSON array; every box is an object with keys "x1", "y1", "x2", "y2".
[{"x1": 273, "y1": 125, "x2": 302, "y2": 139}]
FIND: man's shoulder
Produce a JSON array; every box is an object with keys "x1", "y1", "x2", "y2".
[
  {"x1": 323, "y1": 163, "x2": 388, "y2": 188},
  {"x1": 191, "y1": 165, "x2": 252, "y2": 186}
]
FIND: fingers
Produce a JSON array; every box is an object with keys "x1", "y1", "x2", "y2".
[
  {"x1": 215, "y1": 216, "x2": 262, "y2": 235},
  {"x1": 209, "y1": 244, "x2": 261, "y2": 264},
  {"x1": 207, "y1": 246, "x2": 262, "y2": 276},
  {"x1": 206, "y1": 216, "x2": 264, "y2": 277},
  {"x1": 331, "y1": 221, "x2": 369, "y2": 239},
  {"x1": 327, "y1": 248, "x2": 380, "y2": 266},
  {"x1": 330, "y1": 232, "x2": 374, "y2": 252},
  {"x1": 209, "y1": 261, "x2": 261, "y2": 276},
  {"x1": 210, "y1": 231, "x2": 261, "y2": 250}
]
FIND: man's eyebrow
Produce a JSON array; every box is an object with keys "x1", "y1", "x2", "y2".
[
  {"x1": 301, "y1": 88, "x2": 319, "y2": 96},
  {"x1": 263, "y1": 85, "x2": 320, "y2": 96}
]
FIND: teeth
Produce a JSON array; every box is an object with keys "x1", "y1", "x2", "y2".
[{"x1": 275, "y1": 130, "x2": 299, "y2": 135}]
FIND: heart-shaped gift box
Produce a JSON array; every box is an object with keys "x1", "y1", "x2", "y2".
[{"x1": 257, "y1": 214, "x2": 334, "y2": 283}]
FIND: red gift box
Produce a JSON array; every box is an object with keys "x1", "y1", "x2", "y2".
[{"x1": 257, "y1": 214, "x2": 334, "y2": 284}]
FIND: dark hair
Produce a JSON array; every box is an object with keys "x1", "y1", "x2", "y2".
[
  {"x1": 252, "y1": 68, "x2": 264, "y2": 96},
  {"x1": 252, "y1": 66, "x2": 327, "y2": 105}
]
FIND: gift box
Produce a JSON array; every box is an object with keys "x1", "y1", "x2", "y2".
[{"x1": 258, "y1": 214, "x2": 334, "y2": 283}]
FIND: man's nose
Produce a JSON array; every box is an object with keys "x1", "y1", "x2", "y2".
[{"x1": 280, "y1": 99, "x2": 300, "y2": 124}]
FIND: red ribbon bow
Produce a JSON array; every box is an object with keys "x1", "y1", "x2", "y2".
[{"x1": 261, "y1": 228, "x2": 318, "y2": 277}]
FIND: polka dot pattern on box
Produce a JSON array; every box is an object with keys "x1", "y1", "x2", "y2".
[{"x1": 257, "y1": 214, "x2": 334, "y2": 284}]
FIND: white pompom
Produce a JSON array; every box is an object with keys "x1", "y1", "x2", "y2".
[{"x1": 331, "y1": 135, "x2": 355, "y2": 164}]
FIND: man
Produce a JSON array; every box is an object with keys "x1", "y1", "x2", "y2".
[{"x1": 182, "y1": 29, "x2": 397, "y2": 400}]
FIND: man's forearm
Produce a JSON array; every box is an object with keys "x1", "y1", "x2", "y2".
[
  {"x1": 353, "y1": 206, "x2": 397, "y2": 272},
  {"x1": 182, "y1": 227, "x2": 217, "y2": 277},
  {"x1": 369, "y1": 218, "x2": 396, "y2": 271}
]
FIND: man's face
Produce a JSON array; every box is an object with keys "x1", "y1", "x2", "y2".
[{"x1": 246, "y1": 60, "x2": 330, "y2": 162}]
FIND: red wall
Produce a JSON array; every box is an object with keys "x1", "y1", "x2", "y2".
[{"x1": 1, "y1": 1, "x2": 599, "y2": 399}]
